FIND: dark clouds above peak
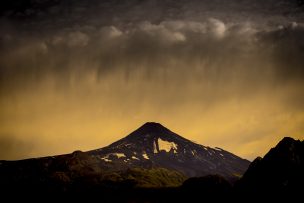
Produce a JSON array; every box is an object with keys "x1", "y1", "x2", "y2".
[
  {"x1": 1, "y1": 19, "x2": 303, "y2": 91},
  {"x1": 1, "y1": 0, "x2": 304, "y2": 30},
  {"x1": 0, "y1": 0, "x2": 303, "y2": 160}
]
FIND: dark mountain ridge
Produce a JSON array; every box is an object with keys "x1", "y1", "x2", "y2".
[{"x1": 236, "y1": 137, "x2": 304, "y2": 196}]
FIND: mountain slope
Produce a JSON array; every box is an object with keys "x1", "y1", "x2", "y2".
[
  {"x1": 0, "y1": 122, "x2": 250, "y2": 196},
  {"x1": 236, "y1": 137, "x2": 304, "y2": 195},
  {"x1": 89, "y1": 122, "x2": 250, "y2": 180}
]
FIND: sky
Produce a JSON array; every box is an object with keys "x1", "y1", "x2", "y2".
[{"x1": 0, "y1": 0, "x2": 304, "y2": 160}]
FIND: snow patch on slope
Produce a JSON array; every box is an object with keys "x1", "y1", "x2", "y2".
[
  {"x1": 153, "y1": 141, "x2": 158, "y2": 153},
  {"x1": 114, "y1": 153, "x2": 126, "y2": 158},
  {"x1": 143, "y1": 153, "x2": 149, "y2": 160},
  {"x1": 100, "y1": 157, "x2": 112, "y2": 162},
  {"x1": 100, "y1": 153, "x2": 126, "y2": 161},
  {"x1": 158, "y1": 138, "x2": 178, "y2": 153},
  {"x1": 131, "y1": 156, "x2": 139, "y2": 160},
  {"x1": 191, "y1": 150, "x2": 197, "y2": 156}
]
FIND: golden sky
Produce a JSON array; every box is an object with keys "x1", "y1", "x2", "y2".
[{"x1": 0, "y1": 2, "x2": 304, "y2": 161}]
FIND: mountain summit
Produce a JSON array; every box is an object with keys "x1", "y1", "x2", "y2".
[
  {"x1": 89, "y1": 122, "x2": 250, "y2": 180},
  {"x1": 130, "y1": 122, "x2": 172, "y2": 134}
]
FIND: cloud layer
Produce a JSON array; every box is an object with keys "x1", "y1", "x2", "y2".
[
  {"x1": 0, "y1": 1, "x2": 304, "y2": 160},
  {"x1": 1, "y1": 19, "x2": 303, "y2": 90}
]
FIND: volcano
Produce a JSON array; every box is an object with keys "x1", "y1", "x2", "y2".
[
  {"x1": 0, "y1": 122, "x2": 250, "y2": 195},
  {"x1": 89, "y1": 122, "x2": 250, "y2": 180}
]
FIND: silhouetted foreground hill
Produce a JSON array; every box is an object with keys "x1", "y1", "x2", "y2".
[{"x1": 236, "y1": 137, "x2": 304, "y2": 198}]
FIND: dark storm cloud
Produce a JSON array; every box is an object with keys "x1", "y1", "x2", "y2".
[
  {"x1": 1, "y1": 19, "x2": 304, "y2": 93},
  {"x1": 0, "y1": 0, "x2": 303, "y2": 160},
  {"x1": 2, "y1": 20, "x2": 249, "y2": 88},
  {"x1": 1, "y1": 0, "x2": 303, "y2": 27}
]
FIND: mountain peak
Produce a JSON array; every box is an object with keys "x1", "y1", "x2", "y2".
[
  {"x1": 278, "y1": 137, "x2": 297, "y2": 145},
  {"x1": 273, "y1": 137, "x2": 303, "y2": 153},
  {"x1": 142, "y1": 122, "x2": 165, "y2": 128},
  {"x1": 132, "y1": 122, "x2": 173, "y2": 136},
  {"x1": 141, "y1": 121, "x2": 167, "y2": 128}
]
